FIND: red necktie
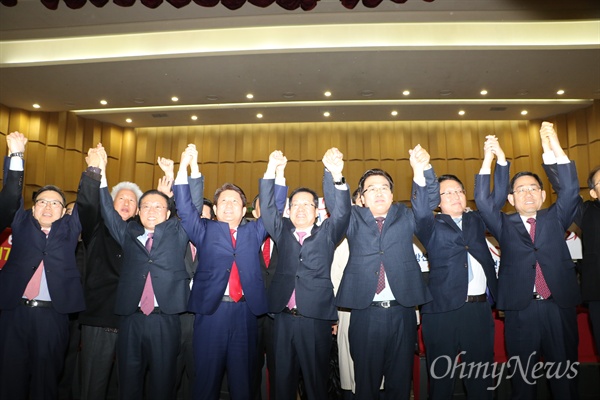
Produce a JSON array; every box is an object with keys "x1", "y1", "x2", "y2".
[
  {"x1": 375, "y1": 217, "x2": 386, "y2": 294},
  {"x1": 527, "y1": 218, "x2": 551, "y2": 299},
  {"x1": 262, "y1": 237, "x2": 271, "y2": 268},
  {"x1": 287, "y1": 231, "x2": 307, "y2": 309},
  {"x1": 23, "y1": 228, "x2": 50, "y2": 300},
  {"x1": 229, "y1": 229, "x2": 243, "y2": 302},
  {"x1": 140, "y1": 233, "x2": 155, "y2": 315}
]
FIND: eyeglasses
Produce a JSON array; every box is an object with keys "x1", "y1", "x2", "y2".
[
  {"x1": 290, "y1": 202, "x2": 316, "y2": 210},
  {"x1": 362, "y1": 186, "x2": 391, "y2": 195},
  {"x1": 140, "y1": 203, "x2": 167, "y2": 212},
  {"x1": 35, "y1": 199, "x2": 65, "y2": 209},
  {"x1": 512, "y1": 186, "x2": 541, "y2": 196},
  {"x1": 440, "y1": 189, "x2": 466, "y2": 197}
]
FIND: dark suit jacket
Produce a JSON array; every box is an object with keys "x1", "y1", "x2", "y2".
[
  {"x1": 0, "y1": 157, "x2": 24, "y2": 232},
  {"x1": 260, "y1": 170, "x2": 351, "y2": 320},
  {"x1": 0, "y1": 172, "x2": 84, "y2": 314},
  {"x1": 474, "y1": 161, "x2": 581, "y2": 310},
  {"x1": 100, "y1": 186, "x2": 190, "y2": 316},
  {"x1": 174, "y1": 177, "x2": 285, "y2": 317},
  {"x1": 413, "y1": 165, "x2": 507, "y2": 313},
  {"x1": 335, "y1": 169, "x2": 438, "y2": 310},
  {"x1": 259, "y1": 184, "x2": 287, "y2": 290}
]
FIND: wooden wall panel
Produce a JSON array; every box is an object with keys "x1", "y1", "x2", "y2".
[
  {"x1": 218, "y1": 125, "x2": 236, "y2": 163},
  {"x1": 201, "y1": 126, "x2": 220, "y2": 164}
]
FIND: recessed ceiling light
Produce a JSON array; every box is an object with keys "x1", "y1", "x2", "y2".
[
  {"x1": 360, "y1": 90, "x2": 374, "y2": 98},
  {"x1": 246, "y1": 93, "x2": 254, "y2": 99},
  {"x1": 100, "y1": 99, "x2": 108, "y2": 105},
  {"x1": 402, "y1": 90, "x2": 410, "y2": 96},
  {"x1": 323, "y1": 111, "x2": 330, "y2": 117},
  {"x1": 324, "y1": 91, "x2": 332, "y2": 97},
  {"x1": 391, "y1": 111, "x2": 398, "y2": 116},
  {"x1": 191, "y1": 115, "x2": 198, "y2": 121},
  {"x1": 556, "y1": 89, "x2": 565, "y2": 95},
  {"x1": 282, "y1": 92, "x2": 296, "y2": 99},
  {"x1": 458, "y1": 110, "x2": 466, "y2": 116},
  {"x1": 133, "y1": 98, "x2": 145, "y2": 104},
  {"x1": 256, "y1": 113, "x2": 263, "y2": 119},
  {"x1": 480, "y1": 90, "x2": 488, "y2": 95},
  {"x1": 206, "y1": 95, "x2": 219, "y2": 101},
  {"x1": 32, "y1": 103, "x2": 41, "y2": 109},
  {"x1": 125, "y1": 118, "x2": 132, "y2": 123},
  {"x1": 521, "y1": 110, "x2": 528, "y2": 115},
  {"x1": 171, "y1": 96, "x2": 179, "y2": 102}
]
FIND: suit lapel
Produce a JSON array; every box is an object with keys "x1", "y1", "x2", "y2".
[
  {"x1": 508, "y1": 213, "x2": 533, "y2": 245},
  {"x1": 437, "y1": 213, "x2": 463, "y2": 234}
]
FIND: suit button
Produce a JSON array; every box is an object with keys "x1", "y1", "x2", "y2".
[
  {"x1": 465, "y1": 264, "x2": 468, "y2": 268},
  {"x1": 148, "y1": 260, "x2": 153, "y2": 263},
  {"x1": 465, "y1": 245, "x2": 469, "y2": 250},
  {"x1": 117, "y1": 254, "x2": 122, "y2": 258},
  {"x1": 42, "y1": 252, "x2": 47, "y2": 255},
  {"x1": 379, "y1": 251, "x2": 383, "y2": 255}
]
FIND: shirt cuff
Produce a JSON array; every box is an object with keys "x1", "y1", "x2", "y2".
[
  {"x1": 542, "y1": 151, "x2": 557, "y2": 165},
  {"x1": 100, "y1": 176, "x2": 108, "y2": 188},
  {"x1": 479, "y1": 167, "x2": 491, "y2": 175},
  {"x1": 413, "y1": 176, "x2": 426, "y2": 187},
  {"x1": 9, "y1": 156, "x2": 24, "y2": 171},
  {"x1": 175, "y1": 170, "x2": 189, "y2": 185},
  {"x1": 275, "y1": 177, "x2": 285, "y2": 186},
  {"x1": 190, "y1": 171, "x2": 202, "y2": 179}
]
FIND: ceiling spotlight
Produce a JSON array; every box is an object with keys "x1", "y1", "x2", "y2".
[
  {"x1": 125, "y1": 118, "x2": 132, "y2": 123},
  {"x1": 100, "y1": 99, "x2": 108, "y2": 105},
  {"x1": 402, "y1": 90, "x2": 410, "y2": 96},
  {"x1": 439, "y1": 90, "x2": 453, "y2": 97},
  {"x1": 206, "y1": 95, "x2": 219, "y2": 101},
  {"x1": 391, "y1": 111, "x2": 398, "y2": 116},
  {"x1": 246, "y1": 93, "x2": 254, "y2": 99},
  {"x1": 556, "y1": 89, "x2": 565, "y2": 95},
  {"x1": 256, "y1": 113, "x2": 263, "y2": 119},
  {"x1": 171, "y1": 96, "x2": 179, "y2": 102},
  {"x1": 521, "y1": 110, "x2": 528, "y2": 116},
  {"x1": 324, "y1": 91, "x2": 332, "y2": 97},
  {"x1": 191, "y1": 115, "x2": 198, "y2": 121},
  {"x1": 480, "y1": 90, "x2": 488, "y2": 95},
  {"x1": 323, "y1": 111, "x2": 330, "y2": 117},
  {"x1": 282, "y1": 92, "x2": 296, "y2": 99},
  {"x1": 458, "y1": 110, "x2": 466, "y2": 116},
  {"x1": 32, "y1": 103, "x2": 41, "y2": 109}
]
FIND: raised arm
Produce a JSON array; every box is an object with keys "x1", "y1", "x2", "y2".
[
  {"x1": 77, "y1": 144, "x2": 105, "y2": 245},
  {"x1": 322, "y1": 147, "x2": 351, "y2": 244},
  {"x1": 410, "y1": 144, "x2": 437, "y2": 245},
  {"x1": 96, "y1": 146, "x2": 128, "y2": 246},
  {"x1": 259, "y1": 150, "x2": 287, "y2": 240},
  {"x1": 0, "y1": 132, "x2": 27, "y2": 231}
]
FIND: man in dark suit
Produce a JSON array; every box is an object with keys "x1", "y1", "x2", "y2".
[
  {"x1": 0, "y1": 132, "x2": 25, "y2": 231},
  {"x1": 259, "y1": 148, "x2": 350, "y2": 400},
  {"x1": 173, "y1": 144, "x2": 287, "y2": 400},
  {"x1": 475, "y1": 123, "x2": 581, "y2": 400},
  {"x1": 77, "y1": 148, "x2": 144, "y2": 400},
  {"x1": 413, "y1": 149, "x2": 507, "y2": 399},
  {"x1": 0, "y1": 132, "x2": 86, "y2": 400},
  {"x1": 92, "y1": 145, "x2": 191, "y2": 400},
  {"x1": 335, "y1": 144, "x2": 437, "y2": 400}
]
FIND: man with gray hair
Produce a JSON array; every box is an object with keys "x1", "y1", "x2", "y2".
[{"x1": 77, "y1": 147, "x2": 143, "y2": 400}]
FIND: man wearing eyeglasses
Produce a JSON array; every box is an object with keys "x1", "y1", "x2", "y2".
[
  {"x1": 413, "y1": 148, "x2": 507, "y2": 399},
  {"x1": 259, "y1": 148, "x2": 350, "y2": 400},
  {"x1": 335, "y1": 145, "x2": 438, "y2": 400},
  {"x1": 475, "y1": 122, "x2": 580, "y2": 400},
  {"x1": 89, "y1": 145, "x2": 191, "y2": 400},
  {"x1": 0, "y1": 132, "x2": 87, "y2": 400}
]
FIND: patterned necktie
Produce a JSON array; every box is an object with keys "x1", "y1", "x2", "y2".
[
  {"x1": 375, "y1": 217, "x2": 386, "y2": 294},
  {"x1": 262, "y1": 237, "x2": 271, "y2": 268},
  {"x1": 527, "y1": 218, "x2": 551, "y2": 298},
  {"x1": 139, "y1": 233, "x2": 155, "y2": 315},
  {"x1": 287, "y1": 231, "x2": 307, "y2": 309},
  {"x1": 23, "y1": 228, "x2": 50, "y2": 300},
  {"x1": 454, "y1": 217, "x2": 473, "y2": 282},
  {"x1": 228, "y1": 229, "x2": 243, "y2": 302}
]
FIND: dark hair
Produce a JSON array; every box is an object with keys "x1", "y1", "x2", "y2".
[
  {"x1": 351, "y1": 187, "x2": 361, "y2": 204},
  {"x1": 289, "y1": 187, "x2": 318, "y2": 208},
  {"x1": 588, "y1": 165, "x2": 600, "y2": 190},
  {"x1": 202, "y1": 198, "x2": 216, "y2": 219},
  {"x1": 438, "y1": 174, "x2": 465, "y2": 190},
  {"x1": 34, "y1": 185, "x2": 66, "y2": 207},
  {"x1": 510, "y1": 171, "x2": 543, "y2": 193},
  {"x1": 251, "y1": 194, "x2": 260, "y2": 210},
  {"x1": 138, "y1": 190, "x2": 170, "y2": 207},
  {"x1": 358, "y1": 169, "x2": 394, "y2": 193},
  {"x1": 214, "y1": 183, "x2": 247, "y2": 206}
]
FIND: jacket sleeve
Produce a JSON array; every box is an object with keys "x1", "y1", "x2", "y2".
[
  {"x1": 412, "y1": 168, "x2": 438, "y2": 247},
  {"x1": 259, "y1": 178, "x2": 283, "y2": 240},
  {"x1": 76, "y1": 169, "x2": 102, "y2": 246},
  {"x1": 0, "y1": 156, "x2": 24, "y2": 231},
  {"x1": 323, "y1": 169, "x2": 351, "y2": 245},
  {"x1": 189, "y1": 176, "x2": 205, "y2": 214},
  {"x1": 173, "y1": 180, "x2": 207, "y2": 246},
  {"x1": 99, "y1": 186, "x2": 128, "y2": 246},
  {"x1": 474, "y1": 162, "x2": 510, "y2": 240}
]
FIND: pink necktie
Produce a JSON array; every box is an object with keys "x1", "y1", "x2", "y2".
[
  {"x1": 229, "y1": 229, "x2": 243, "y2": 302},
  {"x1": 287, "y1": 231, "x2": 307, "y2": 309},
  {"x1": 527, "y1": 218, "x2": 551, "y2": 299},
  {"x1": 190, "y1": 242, "x2": 197, "y2": 262},
  {"x1": 139, "y1": 233, "x2": 155, "y2": 315},
  {"x1": 23, "y1": 228, "x2": 50, "y2": 300},
  {"x1": 375, "y1": 217, "x2": 386, "y2": 294}
]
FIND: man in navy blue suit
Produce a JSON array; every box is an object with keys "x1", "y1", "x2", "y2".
[
  {"x1": 174, "y1": 144, "x2": 287, "y2": 400},
  {"x1": 259, "y1": 148, "x2": 351, "y2": 400},
  {"x1": 475, "y1": 123, "x2": 580, "y2": 400},
  {"x1": 0, "y1": 131, "x2": 86, "y2": 400},
  {"x1": 335, "y1": 144, "x2": 437, "y2": 400},
  {"x1": 413, "y1": 138, "x2": 507, "y2": 399}
]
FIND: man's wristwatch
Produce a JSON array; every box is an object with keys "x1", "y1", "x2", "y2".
[
  {"x1": 334, "y1": 176, "x2": 346, "y2": 185},
  {"x1": 9, "y1": 152, "x2": 24, "y2": 158}
]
